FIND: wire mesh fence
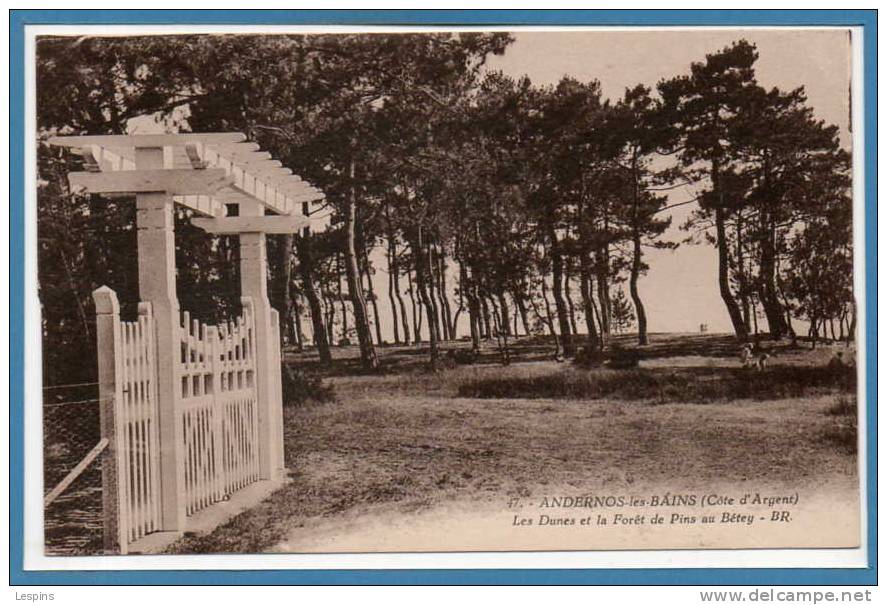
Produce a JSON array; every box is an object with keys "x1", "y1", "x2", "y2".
[{"x1": 42, "y1": 383, "x2": 104, "y2": 555}]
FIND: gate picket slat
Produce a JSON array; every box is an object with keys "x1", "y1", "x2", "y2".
[
  {"x1": 139, "y1": 320, "x2": 147, "y2": 539},
  {"x1": 132, "y1": 320, "x2": 143, "y2": 539},
  {"x1": 123, "y1": 322, "x2": 135, "y2": 543},
  {"x1": 145, "y1": 311, "x2": 159, "y2": 532}
]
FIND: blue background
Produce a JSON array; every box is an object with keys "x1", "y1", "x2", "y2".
[{"x1": 9, "y1": 9, "x2": 877, "y2": 586}]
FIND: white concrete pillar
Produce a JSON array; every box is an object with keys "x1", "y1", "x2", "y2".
[
  {"x1": 238, "y1": 201, "x2": 285, "y2": 480},
  {"x1": 135, "y1": 146, "x2": 186, "y2": 530}
]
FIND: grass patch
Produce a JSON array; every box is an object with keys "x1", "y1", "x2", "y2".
[
  {"x1": 825, "y1": 396, "x2": 858, "y2": 417},
  {"x1": 820, "y1": 396, "x2": 858, "y2": 455},
  {"x1": 819, "y1": 420, "x2": 858, "y2": 455},
  {"x1": 282, "y1": 365, "x2": 336, "y2": 406},
  {"x1": 457, "y1": 365, "x2": 855, "y2": 404}
]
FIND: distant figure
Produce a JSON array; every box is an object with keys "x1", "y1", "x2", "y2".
[
  {"x1": 739, "y1": 344, "x2": 755, "y2": 368},
  {"x1": 755, "y1": 353, "x2": 771, "y2": 371},
  {"x1": 739, "y1": 343, "x2": 770, "y2": 370},
  {"x1": 827, "y1": 351, "x2": 847, "y2": 370},
  {"x1": 700, "y1": 323, "x2": 708, "y2": 333}
]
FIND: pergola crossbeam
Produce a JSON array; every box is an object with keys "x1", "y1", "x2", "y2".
[
  {"x1": 191, "y1": 215, "x2": 312, "y2": 234},
  {"x1": 68, "y1": 169, "x2": 232, "y2": 196},
  {"x1": 48, "y1": 132, "x2": 246, "y2": 148}
]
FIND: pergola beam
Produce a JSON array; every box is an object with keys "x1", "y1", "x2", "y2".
[
  {"x1": 69, "y1": 169, "x2": 233, "y2": 196},
  {"x1": 48, "y1": 132, "x2": 246, "y2": 148},
  {"x1": 191, "y1": 214, "x2": 312, "y2": 234}
]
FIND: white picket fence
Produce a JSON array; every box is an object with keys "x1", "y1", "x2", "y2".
[{"x1": 94, "y1": 287, "x2": 262, "y2": 553}]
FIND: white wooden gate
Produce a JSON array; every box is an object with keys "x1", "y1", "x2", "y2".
[
  {"x1": 95, "y1": 288, "x2": 262, "y2": 552},
  {"x1": 178, "y1": 298, "x2": 260, "y2": 516}
]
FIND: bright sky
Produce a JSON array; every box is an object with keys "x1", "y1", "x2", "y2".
[{"x1": 485, "y1": 28, "x2": 852, "y2": 334}]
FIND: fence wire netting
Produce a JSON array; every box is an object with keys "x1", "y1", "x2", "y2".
[{"x1": 42, "y1": 383, "x2": 104, "y2": 555}]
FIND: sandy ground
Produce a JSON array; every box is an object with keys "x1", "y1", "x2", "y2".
[
  {"x1": 270, "y1": 357, "x2": 858, "y2": 552},
  {"x1": 166, "y1": 335, "x2": 860, "y2": 555}
]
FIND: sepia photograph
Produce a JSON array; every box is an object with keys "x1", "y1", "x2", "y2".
[{"x1": 31, "y1": 26, "x2": 862, "y2": 561}]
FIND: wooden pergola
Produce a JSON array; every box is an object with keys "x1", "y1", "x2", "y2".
[{"x1": 49, "y1": 132, "x2": 324, "y2": 548}]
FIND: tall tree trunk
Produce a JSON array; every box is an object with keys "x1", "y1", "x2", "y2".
[
  {"x1": 488, "y1": 294, "x2": 500, "y2": 335},
  {"x1": 540, "y1": 275, "x2": 562, "y2": 358},
  {"x1": 564, "y1": 270, "x2": 579, "y2": 337},
  {"x1": 406, "y1": 265, "x2": 421, "y2": 343},
  {"x1": 629, "y1": 232, "x2": 648, "y2": 345},
  {"x1": 292, "y1": 293, "x2": 304, "y2": 352},
  {"x1": 321, "y1": 287, "x2": 334, "y2": 347},
  {"x1": 752, "y1": 298, "x2": 760, "y2": 335},
  {"x1": 579, "y1": 255, "x2": 600, "y2": 350},
  {"x1": 757, "y1": 213, "x2": 789, "y2": 339},
  {"x1": 627, "y1": 159, "x2": 648, "y2": 345},
  {"x1": 429, "y1": 245, "x2": 446, "y2": 340},
  {"x1": 479, "y1": 295, "x2": 492, "y2": 340},
  {"x1": 294, "y1": 234, "x2": 331, "y2": 363},
  {"x1": 452, "y1": 287, "x2": 464, "y2": 339},
  {"x1": 336, "y1": 254, "x2": 349, "y2": 343},
  {"x1": 384, "y1": 206, "x2": 410, "y2": 345},
  {"x1": 497, "y1": 291, "x2": 512, "y2": 337},
  {"x1": 786, "y1": 312, "x2": 796, "y2": 346},
  {"x1": 450, "y1": 253, "x2": 465, "y2": 339},
  {"x1": 434, "y1": 245, "x2": 454, "y2": 340},
  {"x1": 461, "y1": 260, "x2": 481, "y2": 352},
  {"x1": 324, "y1": 286, "x2": 336, "y2": 347},
  {"x1": 712, "y1": 159, "x2": 749, "y2": 340},
  {"x1": 756, "y1": 157, "x2": 789, "y2": 340},
  {"x1": 810, "y1": 317, "x2": 819, "y2": 349},
  {"x1": 779, "y1": 288, "x2": 797, "y2": 344},
  {"x1": 847, "y1": 304, "x2": 856, "y2": 343},
  {"x1": 513, "y1": 289, "x2": 531, "y2": 336},
  {"x1": 395, "y1": 271, "x2": 411, "y2": 346},
  {"x1": 525, "y1": 284, "x2": 545, "y2": 333},
  {"x1": 361, "y1": 245, "x2": 384, "y2": 346},
  {"x1": 270, "y1": 234, "x2": 297, "y2": 345},
  {"x1": 412, "y1": 229, "x2": 440, "y2": 366},
  {"x1": 343, "y1": 165, "x2": 379, "y2": 370},
  {"x1": 513, "y1": 304, "x2": 519, "y2": 336},
  {"x1": 490, "y1": 298, "x2": 510, "y2": 365},
  {"x1": 595, "y1": 249, "x2": 611, "y2": 345},
  {"x1": 736, "y1": 214, "x2": 752, "y2": 329},
  {"x1": 425, "y1": 242, "x2": 442, "y2": 342},
  {"x1": 548, "y1": 225, "x2": 575, "y2": 356},
  {"x1": 428, "y1": 244, "x2": 450, "y2": 341},
  {"x1": 714, "y1": 207, "x2": 748, "y2": 340},
  {"x1": 386, "y1": 238, "x2": 401, "y2": 345}
]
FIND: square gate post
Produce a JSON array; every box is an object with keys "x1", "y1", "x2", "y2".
[
  {"x1": 135, "y1": 146, "x2": 186, "y2": 531},
  {"x1": 93, "y1": 286, "x2": 128, "y2": 554},
  {"x1": 239, "y1": 201, "x2": 285, "y2": 481}
]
